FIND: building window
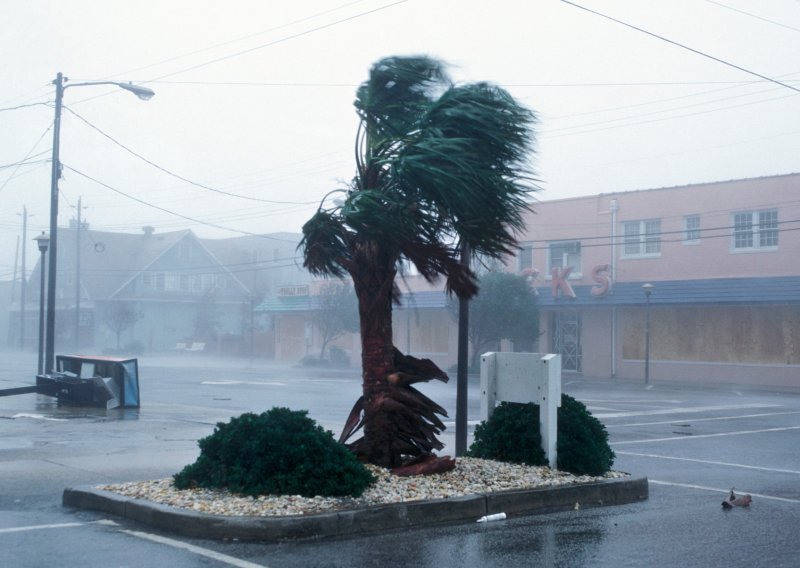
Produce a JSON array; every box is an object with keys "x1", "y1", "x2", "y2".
[
  {"x1": 623, "y1": 219, "x2": 661, "y2": 257},
  {"x1": 178, "y1": 242, "x2": 192, "y2": 260},
  {"x1": 684, "y1": 215, "x2": 701, "y2": 244},
  {"x1": 548, "y1": 241, "x2": 581, "y2": 277},
  {"x1": 140, "y1": 273, "x2": 154, "y2": 289},
  {"x1": 517, "y1": 242, "x2": 533, "y2": 272},
  {"x1": 733, "y1": 210, "x2": 778, "y2": 251}
]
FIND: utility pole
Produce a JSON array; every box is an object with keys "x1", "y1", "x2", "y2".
[
  {"x1": 74, "y1": 196, "x2": 85, "y2": 350},
  {"x1": 17, "y1": 206, "x2": 29, "y2": 349}
]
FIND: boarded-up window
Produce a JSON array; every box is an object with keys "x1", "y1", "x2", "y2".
[{"x1": 622, "y1": 306, "x2": 799, "y2": 365}]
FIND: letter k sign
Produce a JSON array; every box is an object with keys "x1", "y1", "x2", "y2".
[{"x1": 551, "y1": 267, "x2": 576, "y2": 299}]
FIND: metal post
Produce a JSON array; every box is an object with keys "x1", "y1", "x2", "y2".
[
  {"x1": 643, "y1": 283, "x2": 654, "y2": 385},
  {"x1": 74, "y1": 196, "x2": 82, "y2": 350},
  {"x1": 20, "y1": 206, "x2": 28, "y2": 349},
  {"x1": 45, "y1": 73, "x2": 64, "y2": 373},
  {"x1": 34, "y1": 233, "x2": 50, "y2": 375},
  {"x1": 455, "y1": 242, "x2": 470, "y2": 456}
]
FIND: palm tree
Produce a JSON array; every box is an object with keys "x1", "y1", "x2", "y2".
[{"x1": 300, "y1": 56, "x2": 537, "y2": 469}]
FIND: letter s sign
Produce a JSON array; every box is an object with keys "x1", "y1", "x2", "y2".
[{"x1": 590, "y1": 264, "x2": 613, "y2": 297}]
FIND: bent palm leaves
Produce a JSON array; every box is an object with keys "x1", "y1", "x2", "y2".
[{"x1": 301, "y1": 56, "x2": 537, "y2": 468}]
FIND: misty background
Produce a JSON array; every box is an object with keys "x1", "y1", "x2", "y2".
[{"x1": 2, "y1": 0, "x2": 799, "y2": 280}]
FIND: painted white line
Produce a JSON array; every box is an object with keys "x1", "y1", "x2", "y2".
[
  {"x1": 649, "y1": 479, "x2": 800, "y2": 504},
  {"x1": 605, "y1": 410, "x2": 800, "y2": 428},
  {"x1": 201, "y1": 381, "x2": 286, "y2": 386},
  {"x1": 122, "y1": 529, "x2": 267, "y2": 568},
  {"x1": 580, "y1": 399, "x2": 682, "y2": 404},
  {"x1": 617, "y1": 451, "x2": 800, "y2": 475},
  {"x1": 0, "y1": 522, "x2": 85, "y2": 534},
  {"x1": 612, "y1": 425, "x2": 800, "y2": 445},
  {"x1": 595, "y1": 403, "x2": 781, "y2": 419},
  {"x1": 11, "y1": 413, "x2": 67, "y2": 422}
]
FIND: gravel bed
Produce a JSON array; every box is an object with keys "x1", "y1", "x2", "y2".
[{"x1": 100, "y1": 458, "x2": 627, "y2": 517}]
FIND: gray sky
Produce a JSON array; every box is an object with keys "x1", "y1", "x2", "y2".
[{"x1": 2, "y1": 0, "x2": 799, "y2": 281}]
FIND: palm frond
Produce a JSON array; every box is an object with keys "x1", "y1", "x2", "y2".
[
  {"x1": 299, "y1": 210, "x2": 352, "y2": 278},
  {"x1": 354, "y1": 56, "x2": 450, "y2": 143}
]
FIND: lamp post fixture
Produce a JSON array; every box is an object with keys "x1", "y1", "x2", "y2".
[
  {"x1": 642, "y1": 283, "x2": 654, "y2": 385},
  {"x1": 44, "y1": 73, "x2": 154, "y2": 373},
  {"x1": 34, "y1": 232, "x2": 50, "y2": 375}
]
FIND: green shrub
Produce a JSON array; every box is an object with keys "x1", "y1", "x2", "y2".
[
  {"x1": 466, "y1": 394, "x2": 615, "y2": 476},
  {"x1": 173, "y1": 407, "x2": 375, "y2": 497},
  {"x1": 556, "y1": 394, "x2": 616, "y2": 476},
  {"x1": 467, "y1": 401, "x2": 545, "y2": 465}
]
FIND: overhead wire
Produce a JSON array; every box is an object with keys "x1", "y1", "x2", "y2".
[
  {"x1": 561, "y1": 0, "x2": 800, "y2": 94},
  {"x1": 61, "y1": 163, "x2": 299, "y2": 243},
  {"x1": 62, "y1": 105, "x2": 319, "y2": 206}
]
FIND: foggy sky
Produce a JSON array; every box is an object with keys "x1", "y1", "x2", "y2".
[{"x1": 2, "y1": 0, "x2": 799, "y2": 280}]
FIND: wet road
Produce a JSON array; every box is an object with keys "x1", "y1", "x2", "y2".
[{"x1": 1, "y1": 351, "x2": 798, "y2": 567}]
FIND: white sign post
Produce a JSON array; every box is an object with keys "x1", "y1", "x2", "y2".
[{"x1": 480, "y1": 352, "x2": 562, "y2": 468}]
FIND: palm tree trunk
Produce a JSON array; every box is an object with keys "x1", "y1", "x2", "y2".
[{"x1": 351, "y1": 244, "x2": 398, "y2": 467}]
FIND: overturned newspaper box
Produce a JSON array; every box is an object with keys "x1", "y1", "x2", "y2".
[{"x1": 36, "y1": 355, "x2": 140, "y2": 409}]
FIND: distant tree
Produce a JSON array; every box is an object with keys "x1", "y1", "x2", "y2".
[
  {"x1": 450, "y1": 271, "x2": 539, "y2": 367},
  {"x1": 194, "y1": 290, "x2": 221, "y2": 340},
  {"x1": 102, "y1": 301, "x2": 142, "y2": 349},
  {"x1": 312, "y1": 282, "x2": 359, "y2": 360}
]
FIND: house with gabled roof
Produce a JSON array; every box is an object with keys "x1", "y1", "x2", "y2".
[{"x1": 9, "y1": 224, "x2": 309, "y2": 356}]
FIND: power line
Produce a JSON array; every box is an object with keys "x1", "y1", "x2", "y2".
[
  {"x1": 61, "y1": 163, "x2": 298, "y2": 243},
  {"x1": 0, "y1": 124, "x2": 53, "y2": 194},
  {"x1": 561, "y1": 0, "x2": 800, "y2": 94},
  {"x1": 0, "y1": 101, "x2": 50, "y2": 113},
  {"x1": 62, "y1": 105, "x2": 319, "y2": 206},
  {"x1": 704, "y1": 0, "x2": 800, "y2": 34},
  {"x1": 143, "y1": 0, "x2": 408, "y2": 83},
  {"x1": 100, "y1": 0, "x2": 370, "y2": 81}
]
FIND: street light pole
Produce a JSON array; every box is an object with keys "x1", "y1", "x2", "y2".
[
  {"x1": 44, "y1": 73, "x2": 154, "y2": 373},
  {"x1": 455, "y1": 242, "x2": 470, "y2": 457},
  {"x1": 642, "y1": 283, "x2": 654, "y2": 385},
  {"x1": 34, "y1": 232, "x2": 50, "y2": 375}
]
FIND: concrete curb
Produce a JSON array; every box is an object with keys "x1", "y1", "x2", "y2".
[{"x1": 63, "y1": 476, "x2": 648, "y2": 541}]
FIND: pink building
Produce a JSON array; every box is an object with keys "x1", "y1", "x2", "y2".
[
  {"x1": 261, "y1": 173, "x2": 799, "y2": 390},
  {"x1": 517, "y1": 173, "x2": 799, "y2": 389}
]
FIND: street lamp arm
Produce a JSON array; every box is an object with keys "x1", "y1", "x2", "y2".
[{"x1": 64, "y1": 80, "x2": 155, "y2": 101}]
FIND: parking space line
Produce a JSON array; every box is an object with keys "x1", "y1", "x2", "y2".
[
  {"x1": 595, "y1": 403, "x2": 781, "y2": 419},
  {"x1": 121, "y1": 529, "x2": 267, "y2": 568},
  {"x1": 649, "y1": 480, "x2": 800, "y2": 504},
  {"x1": 612, "y1": 425, "x2": 800, "y2": 445},
  {"x1": 617, "y1": 451, "x2": 800, "y2": 475},
  {"x1": 0, "y1": 522, "x2": 85, "y2": 534},
  {"x1": 606, "y1": 410, "x2": 800, "y2": 428}
]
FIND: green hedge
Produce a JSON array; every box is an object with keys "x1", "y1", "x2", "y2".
[
  {"x1": 467, "y1": 394, "x2": 615, "y2": 476},
  {"x1": 173, "y1": 407, "x2": 375, "y2": 497}
]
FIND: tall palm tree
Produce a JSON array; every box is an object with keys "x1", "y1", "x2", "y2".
[{"x1": 301, "y1": 56, "x2": 537, "y2": 469}]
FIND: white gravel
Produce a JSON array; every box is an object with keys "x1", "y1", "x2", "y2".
[{"x1": 100, "y1": 458, "x2": 627, "y2": 517}]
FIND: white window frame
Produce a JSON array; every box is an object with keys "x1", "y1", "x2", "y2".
[
  {"x1": 547, "y1": 240, "x2": 582, "y2": 278},
  {"x1": 683, "y1": 215, "x2": 701, "y2": 244},
  {"x1": 732, "y1": 209, "x2": 778, "y2": 252},
  {"x1": 517, "y1": 242, "x2": 534, "y2": 272},
  {"x1": 622, "y1": 219, "x2": 661, "y2": 258}
]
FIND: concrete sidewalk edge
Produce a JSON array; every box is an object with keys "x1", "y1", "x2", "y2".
[{"x1": 63, "y1": 476, "x2": 649, "y2": 541}]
